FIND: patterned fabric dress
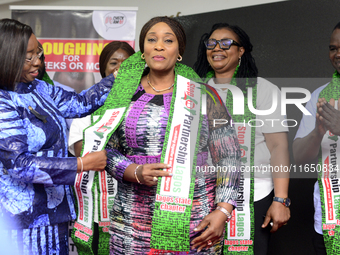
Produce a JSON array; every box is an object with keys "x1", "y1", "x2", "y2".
[
  {"x1": 0, "y1": 75, "x2": 114, "y2": 255},
  {"x1": 106, "y1": 84, "x2": 241, "y2": 255}
]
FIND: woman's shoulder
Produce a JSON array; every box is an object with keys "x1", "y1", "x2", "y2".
[
  {"x1": 0, "y1": 88, "x2": 10, "y2": 97},
  {"x1": 175, "y1": 63, "x2": 201, "y2": 81},
  {"x1": 255, "y1": 77, "x2": 281, "y2": 101},
  {"x1": 0, "y1": 89, "x2": 17, "y2": 112},
  {"x1": 15, "y1": 79, "x2": 52, "y2": 94},
  {"x1": 256, "y1": 77, "x2": 279, "y2": 90},
  {"x1": 32, "y1": 79, "x2": 59, "y2": 98},
  {"x1": 255, "y1": 77, "x2": 283, "y2": 109},
  {"x1": 34, "y1": 79, "x2": 54, "y2": 89}
]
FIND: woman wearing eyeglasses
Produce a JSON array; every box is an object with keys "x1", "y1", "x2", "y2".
[
  {"x1": 194, "y1": 23, "x2": 291, "y2": 254},
  {"x1": 0, "y1": 19, "x2": 114, "y2": 254}
]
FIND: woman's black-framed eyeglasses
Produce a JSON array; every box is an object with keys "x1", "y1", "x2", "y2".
[{"x1": 204, "y1": 39, "x2": 241, "y2": 50}]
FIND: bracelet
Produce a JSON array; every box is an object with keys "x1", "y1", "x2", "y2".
[
  {"x1": 216, "y1": 206, "x2": 232, "y2": 222},
  {"x1": 134, "y1": 165, "x2": 142, "y2": 184},
  {"x1": 78, "y1": 157, "x2": 84, "y2": 173}
]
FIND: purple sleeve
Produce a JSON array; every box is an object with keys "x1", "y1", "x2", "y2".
[{"x1": 105, "y1": 148, "x2": 134, "y2": 182}]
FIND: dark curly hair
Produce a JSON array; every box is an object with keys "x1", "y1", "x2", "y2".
[{"x1": 193, "y1": 23, "x2": 258, "y2": 91}]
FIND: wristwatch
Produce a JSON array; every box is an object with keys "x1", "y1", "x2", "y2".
[{"x1": 273, "y1": 197, "x2": 291, "y2": 207}]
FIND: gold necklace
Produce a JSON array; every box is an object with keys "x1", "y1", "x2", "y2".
[{"x1": 147, "y1": 74, "x2": 174, "y2": 93}]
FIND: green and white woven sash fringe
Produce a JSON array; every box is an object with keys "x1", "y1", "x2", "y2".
[{"x1": 204, "y1": 68, "x2": 256, "y2": 255}]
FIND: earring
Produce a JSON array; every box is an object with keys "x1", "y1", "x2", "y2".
[
  {"x1": 177, "y1": 55, "x2": 182, "y2": 62},
  {"x1": 113, "y1": 69, "x2": 118, "y2": 78},
  {"x1": 141, "y1": 53, "x2": 145, "y2": 60},
  {"x1": 238, "y1": 57, "x2": 241, "y2": 66}
]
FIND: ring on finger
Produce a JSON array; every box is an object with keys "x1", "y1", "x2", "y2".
[
  {"x1": 207, "y1": 240, "x2": 212, "y2": 246},
  {"x1": 153, "y1": 176, "x2": 158, "y2": 182}
]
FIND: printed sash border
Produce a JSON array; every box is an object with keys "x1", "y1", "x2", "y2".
[
  {"x1": 149, "y1": 76, "x2": 203, "y2": 253},
  {"x1": 204, "y1": 68, "x2": 256, "y2": 254},
  {"x1": 223, "y1": 82, "x2": 256, "y2": 255},
  {"x1": 72, "y1": 108, "x2": 125, "y2": 255},
  {"x1": 71, "y1": 52, "x2": 146, "y2": 254}
]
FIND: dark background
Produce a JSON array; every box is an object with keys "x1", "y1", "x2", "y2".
[{"x1": 177, "y1": 0, "x2": 340, "y2": 254}]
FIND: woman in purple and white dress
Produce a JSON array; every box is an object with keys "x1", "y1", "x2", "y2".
[{"x1": 105, "y1": 16, "x2": 241, "y2": 255}]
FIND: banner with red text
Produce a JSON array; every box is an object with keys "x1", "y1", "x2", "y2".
[{"x1": 11, "y1": 6, "x2": 137, "y2": 89}]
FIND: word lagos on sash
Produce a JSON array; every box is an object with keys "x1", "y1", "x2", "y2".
[
  {"x1": 217, "y1": 74, "x2": 256, "y2": 254},
  {"x1": 99, "y1": 170, "x2": 117, "y2": 224},
  {"x1": 317, "y1": 77, "x2": 340, "y2": 254},
  {"x1": 320, "y1": 101, "x2": 340, "y2": 232},
  {"x1": 225, "y1": 124, "x2": 253, "y2": 252},
  {"x1": 93, "y1": 112, "x2": 118, "y2": 225},
  {"x1": 229, "y1": 125, "x2": 252, "y2": 241},
  {"x1": 74, "y1": 108, "x2": 125, "y2": 239},
  {"x1": 150, "y1": 75, "x2": 202, "y2": 253},
  {"x1": 160, "y1": 75, "x2": 200, "y2": 200}
]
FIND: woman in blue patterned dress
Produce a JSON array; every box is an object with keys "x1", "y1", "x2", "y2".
[{"x1": 0, "y1": 19, "x2": 114, "y2": 254}]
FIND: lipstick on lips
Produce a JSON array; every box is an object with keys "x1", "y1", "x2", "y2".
[
  {"x1": 30, "y1": 69, "x2": 39, "y2": 78},
  {"x1": 153, "y1": 55, "x2": 165, "y2": 61}
]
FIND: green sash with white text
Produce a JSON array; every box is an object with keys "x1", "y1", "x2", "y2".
[
  {"x1": 149, "y1": 75, "x2": 203, "y2": 254},
  {"x1": 318, "y1": 71, "x2": 340, "y2": 255},
  {"x1": 71, "y1": 51, "x2": 202, "y2": 255},
  {"x1": 204, "y1": 68, "x2": 256, "y2": 254}
]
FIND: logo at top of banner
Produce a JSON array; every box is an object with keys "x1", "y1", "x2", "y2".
[
  {"x1": 181, "y1": 81, "x2": 198, "y2": 115},
  {"x1": 103, "y1": 12, "x2": 126, "y2": 31},
  {"x1": 92, "y1": 10, "x2": 137, "y2": 40},
  {"x1": 328, "y1": 131, "x2": 338, "y2": 142}
]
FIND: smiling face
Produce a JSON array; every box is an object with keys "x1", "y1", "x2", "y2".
[
  {"x1": 206, "y1": 28, "x2": 244, "y2": 78},
  {"x1": 105, "y1": 48, "x2": 130, "y2": 77},
  {"x1": 143, "y1": 22, "x2": 179, "y2": 74},
  {"x1": 20, "y1": 34, "x2": 41, "y2": 83},
  {"x1": 329, "y1": 28, "x2": 340, "y2": 74}
]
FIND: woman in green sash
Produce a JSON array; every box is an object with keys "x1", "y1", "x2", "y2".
[
  {"x1": 194, "y1": 23, "x2": 290, "y2": 254},
  {"x1": 100, "y1": 17, "x2": 241, "y2": 254}
]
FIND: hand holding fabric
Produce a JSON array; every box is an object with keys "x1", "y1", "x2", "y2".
[{"x1": 79, "y1": 150, "x2": 107, "y2": 173}]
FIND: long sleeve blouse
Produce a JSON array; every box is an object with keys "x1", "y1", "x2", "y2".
[{"x1": 0, "y1": 75, "x2": 114, "y2": 229}]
